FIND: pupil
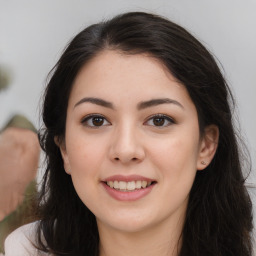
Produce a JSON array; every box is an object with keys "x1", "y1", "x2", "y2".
[
  {"x1": 92, "y1": 117, "x2": 104, "y2": 126},
  {"x1": 153, "y1": 117, "x2": 164, "y2": 126}
]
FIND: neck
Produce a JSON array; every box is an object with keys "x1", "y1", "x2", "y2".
[{"x1": 98, "y1": 215, "x2": 184, "y2": 256}]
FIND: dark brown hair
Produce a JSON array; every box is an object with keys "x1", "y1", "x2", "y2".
[{"x1": 37, "y1": 12, "x2": 253, "y2": 255}]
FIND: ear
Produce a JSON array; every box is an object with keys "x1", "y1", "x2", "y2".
[
  {"x1": 197, "y1": 125, "x2": 219, "y2": 170},
  {"x1": 54, "y1": 136, "x2": 71, "y2": 175}
]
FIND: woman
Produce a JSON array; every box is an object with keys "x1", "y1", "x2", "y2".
[{"x1": 4, "y1": 12, "x2": 253, "y2": 256}]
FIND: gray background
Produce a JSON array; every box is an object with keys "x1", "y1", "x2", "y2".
[{"x1": 0, "y1": 0, "x2": 255, "y2": 236}]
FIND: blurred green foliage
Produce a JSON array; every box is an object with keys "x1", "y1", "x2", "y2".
[{"x1": 0, "y1": 65, "x2": 11, "y2": 91}]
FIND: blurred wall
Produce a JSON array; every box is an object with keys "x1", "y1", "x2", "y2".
[{"x1": 0, "y1": 0, "x2": 255, "y2": 214}]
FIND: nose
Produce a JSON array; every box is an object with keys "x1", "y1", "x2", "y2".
[{"x1": 108, "y1": 123, "x2": 145, "y2": 164}]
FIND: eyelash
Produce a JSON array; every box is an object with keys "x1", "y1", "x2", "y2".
[
  {"x1": 144, "y1": 114, "x2": 175, "y2": 127},
  {"x1": 81, "y1": 114, "x2": 175, "y2": 128},
  {"x1": 81, "y1": 114, "x2": 110, "y2": 128}
]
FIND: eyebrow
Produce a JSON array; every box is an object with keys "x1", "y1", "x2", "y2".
[
  {"x1": 74, "y1": 97, "x2": 114, "y2": 109},
  {"x1": 137, "y1": 98, "x2": 184, "y2": 110},
  {"x1": 74, "y1": 97, "x2": 184, "y2": 110}
]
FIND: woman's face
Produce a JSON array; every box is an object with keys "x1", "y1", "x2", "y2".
[{"x1": 60, "y1": 50, "x2": 216, "y2": 234}]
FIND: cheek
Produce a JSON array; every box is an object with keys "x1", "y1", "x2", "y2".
[
  {"x1": 66, "y1": 127, "x2": 106, "y2": 170},
  {"x1": 151, "y1": 135, "x2": 199, "y2": 166},
  {"x1": 64, "y1": 136, "x2": 103, "y2": 196},
  {"x1": 149, "y1": 136, "x2": 199, "y2": 213},
  {"x1": 148, "y1": 133, "x2": 200, "y2": 185},
  {"x1": 66, "y1": 138, "x2": 103, "y2": 209}
]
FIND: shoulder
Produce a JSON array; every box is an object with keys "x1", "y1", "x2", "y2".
[{"x1": 4, "y1": 221, "x2": 48, "y2": 256}]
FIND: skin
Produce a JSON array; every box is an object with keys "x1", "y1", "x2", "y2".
[
  {"x1": 0, "y1": 127, "x2": 39, "y2": 221},
  {"x1": 59, "y1": 50, "x2": 219, "y2": 256}
]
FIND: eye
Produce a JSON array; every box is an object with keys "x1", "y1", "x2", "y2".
[
  {"x1": 81, "y1": 114, "x2": 110, "y2": 127},
  {"x1": 145, "y1": 114, "x2": 175, "y2": 127}
]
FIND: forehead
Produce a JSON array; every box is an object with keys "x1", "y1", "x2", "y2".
[{"x1": 69, "y1": 50, "x2": 194, "y2": 109}]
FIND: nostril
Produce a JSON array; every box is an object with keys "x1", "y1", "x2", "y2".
[{"x1": 112, "y1": 156, "x2": 141, "y2": 163}]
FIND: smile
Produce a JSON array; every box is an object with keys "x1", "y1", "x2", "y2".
[
  {"x1": 102, "y1": 175, "x2": 156, "y2": 201},
  {"x1": 106, "y1": 180, "x2": 153, "y2": 191}
]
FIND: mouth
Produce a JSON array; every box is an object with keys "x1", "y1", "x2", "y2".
[
  {"x1": 104, "y1": 180, "x2": 156, "y2": 192},
  {"x1": 102, "y1": 175, "x2": 157, "y2": 201}
]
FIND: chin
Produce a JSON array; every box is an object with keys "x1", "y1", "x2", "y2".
[{"x1": 97, "y1": 211, "x2": 158, "y2": 234}]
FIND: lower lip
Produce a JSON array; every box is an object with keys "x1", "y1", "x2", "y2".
[{"x1": 102, "y1": 182, "x2": 155, "y2": 201}]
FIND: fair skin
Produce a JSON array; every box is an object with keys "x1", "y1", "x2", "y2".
[
  {"x1": 0, "y1": 127, "x2": 40, "y2": 221},
  {"x1": 58, "y1": 50, "x2": 219, "y2": 256}
]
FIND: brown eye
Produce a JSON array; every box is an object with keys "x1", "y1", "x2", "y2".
[
  {"x1": 153, "y1": 117, "x2": 165, "y2": 126},
  {"x1": 92, "y1": 117, "x2": 104, "y2": 126},
  {"x1": 82, "y1": 115, "x2": 110, "y2": 127},
  {"x1": 145, "y1": 114, "x2": 175, "y2": 127}
]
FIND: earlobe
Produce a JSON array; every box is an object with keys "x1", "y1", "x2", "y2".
[
  {"x1": 197, "y1": 125, "x2": 219, "y2": 170},
  {"x1": 54, "y1": 136, "x2": 71, "y2": 175}
]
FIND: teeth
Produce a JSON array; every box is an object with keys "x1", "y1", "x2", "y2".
[
  {"x1": 106, "y1": 180, "x2": 153, "y2": 191},
  {"x1": 114, "y1": 181, "x2": 119, "y2": 189},
  {"x1": 108, "y1": 181, "x2": 114, "y2": 188},
  {"x1": 119, "y1": 181, "x2": 126, "y2": 190},
  {"x1": 135, "y1": 180, "x2": 141, "y2": 189},
  {"x1": 141, "y1": 181, "x2": 147, "y2": 188},
  {"x1": 127, "y1": 181, "x2": 135, "y2": 190}
]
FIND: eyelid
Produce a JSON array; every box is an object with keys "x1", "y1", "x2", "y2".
[
  {"x1": 80, "y1": 113, "x2": 175, "y2": 128},
  {"x1": 144, "y1": 114, "x2": 175, "y2": 127},
  {"x1": 81, "y1": 114, "x2": 111, "y2": 127}
]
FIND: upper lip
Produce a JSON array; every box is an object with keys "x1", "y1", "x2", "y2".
[{"x1": 103, "y1": 175, "x2": 155, "y2": 182}]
